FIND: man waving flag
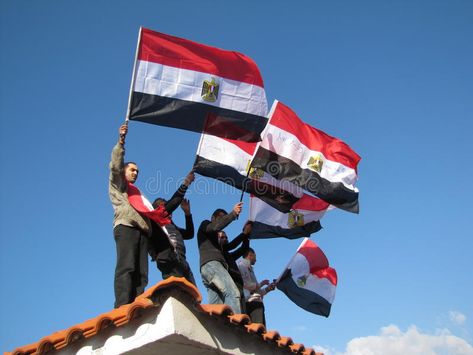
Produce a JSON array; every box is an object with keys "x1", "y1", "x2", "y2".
[{"x1": 127, "y1": 28, "x2": 268, "y2": 142}]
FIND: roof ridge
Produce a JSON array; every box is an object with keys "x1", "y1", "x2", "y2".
[{"x1": 8, "y1": 277, "x2": 319, "y2": 355}]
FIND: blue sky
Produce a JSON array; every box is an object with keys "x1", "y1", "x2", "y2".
[{"x1": 1, "y1": 1, "x2": 472, "y2": 354}]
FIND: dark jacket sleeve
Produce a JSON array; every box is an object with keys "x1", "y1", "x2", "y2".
[
  {"x1": 177, "y1": 214, "x2": 194, "y2": 240},
  {"x1": 228, "y1": 233, "x2": 250, "y2": 260},
  {"x1": 205, "y1": 211, "x2": 238, "y2": 233},
  {"x1": 164, "y1": 184, "x2": 188, "y2": 214}
]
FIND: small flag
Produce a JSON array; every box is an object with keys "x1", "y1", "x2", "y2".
[
  {"x1": 277, "y1": 238, "x2": 337, "y2": 317},
  {"x1": 127, "y1": 28, "x2": 268, "y2": 142}
]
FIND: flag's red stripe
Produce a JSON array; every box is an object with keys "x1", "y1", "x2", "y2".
[
  {"x1": 298, "y1": 239, "x2": 329, "y2": 270},
  {"x1": 312, "y1": 267, "x2": 338, "y2": 286},
  {"x1": 270, "y1": 102, "x2": 361, "y2": 170},
  {"x1": 292, "y1": 194, "x2": 330, "y2": 211},
  {"x1": 138, "y1": 28, "x2": 264, "y2": 88}
]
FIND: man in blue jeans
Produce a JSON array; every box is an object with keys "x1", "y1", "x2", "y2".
[{"x1": 197, "y1": 202, "x2": 250, "y2": 314}]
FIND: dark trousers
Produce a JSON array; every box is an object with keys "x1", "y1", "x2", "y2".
[
  {"x1": 246, "y1": 301, "x2": 266, "y2": 326},
  {"x1": 114, "y1": 224, "x2": 149, "y2": 308},
  {"x1": 157, "y1": 254, "x2": 196, "y2": 285}
]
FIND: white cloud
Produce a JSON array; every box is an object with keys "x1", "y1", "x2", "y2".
[
  {"x1": 314, "y1": 324, "x2": 473, "y2": 355},
  {"x1": 450, "y1": 311, "x2": 467, "y2": 326}
]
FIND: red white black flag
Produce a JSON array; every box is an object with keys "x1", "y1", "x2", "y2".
[
  {"x1": 127, "y1": 28, "x2": 268, "y2": 142},
  {"x1": 249, "y1": 194, "x2": 329, "y2": 239},
  {"x1": 251, "y1": 100, "x2": 361, "y2": 213},
  {"x1": 193, "y1": 133, "x2": 302, "y2": 213},
  {"x1": 277, "y1": 238, "x2": 337, "y2": 317}
]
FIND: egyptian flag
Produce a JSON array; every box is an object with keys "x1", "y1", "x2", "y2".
[
  {"x1": 277, "y1": 238, "x2": 337, "y2": 317},
  {"x1": 251, "y1": 100, "x2": 361, "y2": 213},
  {"x1": 249, "y1": 194, "x2": 330, "y2": 239},
  {"x1": 127, "y1": 28, "x2": 268, "y2": 142},
  {"x1": 193, "y1": 133, "x2": 303, "y2": 213},
  {"x1": 127, "y1": 183, "x2": 171, "y2": 226}
]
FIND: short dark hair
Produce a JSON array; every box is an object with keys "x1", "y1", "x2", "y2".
[
  {"x1": 152, "y1": 198, "x2": 166, "y2": 209},
  {"x1": 212, "y1": 208, "x2": 227, "y2": 219},
  {"x1": 243, "y1": 247, "x2": 255, "y2": 258},
  {"x1": 124, "y1": 161, "x2": 137, "y2": 169}
]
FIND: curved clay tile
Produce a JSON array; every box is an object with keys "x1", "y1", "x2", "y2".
[
  {"x1": 289, "y1": 343, "x2": 305, "y2": 353},
  {"x1": 263, "y1": 330, "x2": 281, "y2": 342},
  {"x1": 245, "y1": 322, "x2": 266, "y2": 334},
  {"x1": 140, "y1": 276, "x2": 202, "y2": 303},
  {"x1": 198, "y1": 303, "x2": 233, "y2": 317},
  {"x1": 277, "y1": 335, "x2": 294, "y2": 348},
  {"x1": 228, "y1": 313, "x2": 251, "y2": 325},
  {"x1": 126, "y1": 297, "x2": 154, "y2": 320},
  {"x1": 303, "y1": 348, "x2": 317, "y2": 355}
]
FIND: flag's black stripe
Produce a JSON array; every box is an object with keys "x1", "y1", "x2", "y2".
[
  {"x1": 193, "y1": 156, "x2": 297, "y2": 213},
  {"x1": 277, "y1": 269, "x2": 332, "y2": 317},
  {"x1": 250, "y1": 221, "x2": 322, "y2": 240},
  {"x1": 129, "y1": 92, "x2": 268, "y2": 142},
  {"x1": 251, "y1": 148, "x2": 359, "y2": 213}
]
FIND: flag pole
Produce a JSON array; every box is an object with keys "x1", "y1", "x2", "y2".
[{"x1": 125, "y1": 27, "x2": 143, "y2": 123}]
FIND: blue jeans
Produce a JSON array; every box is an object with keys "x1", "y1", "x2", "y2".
[{"x1": 201, "y1": 260, "x2": 241, "y2": 314}]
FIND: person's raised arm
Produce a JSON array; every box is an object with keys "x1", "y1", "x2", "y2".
[
  {"x1": 178, "y1": 199, "x2": 194, "y2": 239},
  {"x1": 164, "y1": 171, "x2": 194, "y2": 213},
  {"x1": 205, "y1": 202, "x2": 243, "y2": 233},
  {"x1": 110, "y1": 124, "x2": 128, "y2": 184}
]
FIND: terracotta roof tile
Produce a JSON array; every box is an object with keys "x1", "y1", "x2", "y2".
[
  {"x1": 198, "y1": 303, "x2": 233, "y2": 317},
  {"x1": 289, "y1": 343, "x2": 305, "y2": 353},
  {"x1": 8, "y1": 277, "x2": 323, "y2": 355},
  {"x1": 263, "y1": 329, "x2": 281, "y2": 342},
  {"x1": 228, "y1": 313, "x2": 251, "y2": 325},
  {"x1": 278, "y1": 335, "x2": 294, "y2": 348},
  {"x1": 245, "y1": 322, "x2": 266, "y2": 334}
]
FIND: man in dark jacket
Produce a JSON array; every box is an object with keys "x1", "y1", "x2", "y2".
[
  {"x1": 148, "y1": 172, "x2": 196, "y2": 284},
  {"x1": 197, "y1": 203, "x2": 250, "y2": 314}
]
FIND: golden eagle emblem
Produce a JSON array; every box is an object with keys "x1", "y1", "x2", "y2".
[
  {"x1": 201, "y1": 77, "x2": 219, "y2": 102},
  {"x1": 307, "y1": 154, "x2": 324, "y2": 173},
  {"x1": 288, "y1": 210, "x2": 305, "y2": 228},
  {"x1": 246, "y1": 161, "x2": 264, "y2": 180}
]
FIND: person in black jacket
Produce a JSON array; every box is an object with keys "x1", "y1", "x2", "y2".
[
  {"x1": 148, "y1": 171, "x2": 196, "y2": 285},
  {"x1": 197, "y1": 203, "x2": 250, "y2": 314}
]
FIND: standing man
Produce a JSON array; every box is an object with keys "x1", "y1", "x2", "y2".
[
  {"x1": 198, "y1": 203, "x2": 248, "y2": 314},
  {"x1": 109, "y1": 124, "x2": 151, "y2": 308},
  {"x1": 237, "y1": 247, "x2": 276, "y2": 326}
]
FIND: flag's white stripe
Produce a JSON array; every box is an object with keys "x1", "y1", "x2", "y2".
[
  {"x1": 134, "y1": 60, "x2": 268, "y2": 116},
  {"x1": 249, "y1": 196, "x2": 326, "y2": 228},
  {"x1": 289, "y1": 253, "x2": 335, "y2": 303},
  {"x1": 199, "y1": 135, "x2": 306, "y2": 197},
  {"x1": 261, "y1": 124, "x2": 358, "y2": 190},
  {"x1": 198, "y1": 134, "x2": 251, "y2": 175}
]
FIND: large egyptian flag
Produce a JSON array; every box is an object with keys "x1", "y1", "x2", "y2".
[
  {"x1": 249, "y1": 194, "x2": 329, "y2": 239},
  {"x1": 194, "y1": 133, "x2": 304, "y2": 213},
  {"x1": 127, "y1": 28, "x2": 268, "y2": 142},
  {"x1": 277, "y1": 238, "x2": 337, "y2": 317},
  {"x1": 251, "y1": 100, "x2": 361, "y2": 213}
]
